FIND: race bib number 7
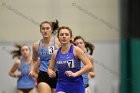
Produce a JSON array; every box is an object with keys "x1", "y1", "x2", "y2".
[{"x1": 67, "y1": 60, "x2": 75, "y2": 68}]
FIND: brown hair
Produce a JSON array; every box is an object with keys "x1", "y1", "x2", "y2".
[
  {"x1": 74, "y1": 36, "x2": 95, "y2": 55},
  {"x1": 10, "y1": 43, "x2": 30, "y2": 59},
  {"x1": 40, "y1": 20, "x2": 59, "y2": 34}
]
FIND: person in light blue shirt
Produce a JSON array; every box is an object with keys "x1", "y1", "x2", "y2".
[
  {"x1": 29, "y1": 20, "x2": 60, "y2": 93},
  {"x1": 9, "y1": 44, "x2": 36, "y2": 93},
  {"x1": 74, "y1": 36, "x2": 96, "y2": 93}
]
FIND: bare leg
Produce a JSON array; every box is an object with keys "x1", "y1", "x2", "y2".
[
  {"x1": 17, "y1": 89, "x2": 24, "y2": 93},
  {"x1": 37, "y1": 82, "x2": 52, "y2": 93},
  {"x1": 57, "y1": 92, "x2": 65, "y2": 93}
]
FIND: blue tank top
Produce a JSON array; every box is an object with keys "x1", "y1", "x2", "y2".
[
  {"x1": 56, "y1": 44, "x2": 82, "y2": 82},
  {"x1": 81, "y1": 53, "x2": 89, "y2": 86},
  {"x1": 17, "y1": 58, "x2": 35, "y2": 89},
  {"x1": 38, "y1": 37, "x2": 57, "y2": 72}
]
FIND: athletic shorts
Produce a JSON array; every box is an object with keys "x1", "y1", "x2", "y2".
[
  {"x1": 56, "y1": 80, "x2": 84, "y2": 93},
  {"x1": 37, "y1": 70, "x2": 58, "y2": 88},
  {"x1": 85, "y1": 84, "x2": 89, "y2": 88},
  {"x1": 17, "y1": 88, "x2": 34, "y2": 93}
]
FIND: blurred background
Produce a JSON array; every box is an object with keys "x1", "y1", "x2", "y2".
[{"x1": 0, "y1": 0, "x2": 139, "y2": 93}]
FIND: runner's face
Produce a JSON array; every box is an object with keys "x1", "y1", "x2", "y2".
[
  {"x1": 74, "y1": 38, "x2": 85, "y2": 51},
  {"x1": 58, "y1": 29, "x2": 71, "y2": 44},
  {"x1": 40, "y1": 23, "x2": 52, "y2": 38},
  {"x1": 21, "y1": 45, "x2": 30, "y2": 58}
]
